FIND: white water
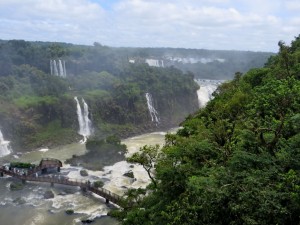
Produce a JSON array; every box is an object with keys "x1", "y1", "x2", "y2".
[
  {"x1": 50, "y1": 59, "x2": 66, "y2": 78},
  {"x1": 195, "y1": 79, "x2": 224, "y2": 108},
  {"x1": 145, "y1": 93, "x2": 160, "y2": 124},
  {"x1": 58, "y1": 60, "x2": 64, "y2": 77},
  {"x1": 166, "y1": 56, "x2": 225, "y2": 64},
  {"x1": 0, "y1": 129, "x2": 11, "y2": 157},
  {"x1": 0, "y1": 128, "x2": 177, "y2": 224},
  {"x1": 63, "y1": 60, "x2": 67, "y2": 77},
  {"x1": 145, "y1": 59, "x2": 164, "y2": 67},
  {"x1": 74, "y1": 97, "x2": 93, "y2": 143}
]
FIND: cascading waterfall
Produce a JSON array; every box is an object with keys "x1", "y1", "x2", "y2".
[
  {"x1": 50, "y1": 59, "x2": 66, "y2": 78},
  {"x1": 63, "y1": 60, "x2": 67, "y2": 77},
  {"x1": 58, "y1": 60, "x2": 64, "y2": 77},
  {"x1": 74, "y1": 97, "x2": 93, "y2": 143},
  {"x1": 145, "y1": 93, "x2": 160, "y2": 124},
  {"x1": 195, "y1": 79, "x2": 223, "y2": 108},
  {"x1": 50, "y1": 60, "x2": 53, "y2": 75},
  {"x1": 0, "y1": 129, "x2": 11, "y2": 157},
  {"x1": 53, "y1": 60, "x2": 59, "y2": 76}
]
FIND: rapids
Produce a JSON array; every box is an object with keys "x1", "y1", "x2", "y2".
[{"x1": 0, "y1": 129, "x2": 176, "y2": 225}]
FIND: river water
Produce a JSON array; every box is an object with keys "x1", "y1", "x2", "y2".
[{"x1": 0, "y1": 129, "x2": 176, "y2": 225}]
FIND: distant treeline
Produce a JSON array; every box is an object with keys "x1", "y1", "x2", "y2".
[{"x1": 0, "y1": 39, "x2": 273, "y2": 79}]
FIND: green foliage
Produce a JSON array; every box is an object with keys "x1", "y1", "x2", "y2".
[
  {"x1": 93, "y1": 180, "x2": 104, "y2": 188},
  {"x1": 14, "y1": 95, "x2": 58, "y2": 109},
  {"x1": 66, "y1": 136, "x2": 127, "y2": 170},
  {"x1": 127, "y1": 144, "x2": 160, "y2": 188},
  {"x1": 10, "y1": 162, "x2": 36, "y2": 168},
  {"x1": 28, "y1": 120, "x2": 77, "y2": 148},
  {"x1": 117, "y1": 35, "x2": 300, "y2": 225}
]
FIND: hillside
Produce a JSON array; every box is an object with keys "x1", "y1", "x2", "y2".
[
  {"x1": 0, "y1": 40, "x2": 200, "y2": 151},
  {"x1": 0, "y1": 40, "x2": 271, "y2": 151},
  {"x1": 114, "y1": 36, "x2": 300, "y2": 225}
]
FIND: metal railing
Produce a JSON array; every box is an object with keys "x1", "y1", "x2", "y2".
[{"x1": 0, "y1": 166, "x2": 123, "y2": 205}]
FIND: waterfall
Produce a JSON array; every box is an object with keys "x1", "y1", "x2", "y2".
[
  {"x1": 53, "y1": 60, "x2": 59, "y2": 76},
  {"x1": 0, "y1": 129, "x2": 11, "y2": 157},
  {"x1": 74, "y1": 97, "x2": 93, "y2": 143},
  {"x1": 50, "y1": 60, "x2": 53, "y2": 75},
  {"x1": 145, "y1": 93, "x2": 160, "y2": 124},
  {"x1": 63, "y1": 60, "x2": 67, "y2": 77},
  {"x1": 58, "y1": 60, "x2": 64, "y2": 77},
  {"x1": 195, "y1": 79, "x2": 223, "y2": 108},
  {"x1": 50, "y1": 59, "x2": 66, "y2": 78}
]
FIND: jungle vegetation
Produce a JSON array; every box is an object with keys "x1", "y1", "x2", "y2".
[{"x1": 111, "y1": 35, "x2": 300, "y2": 225}]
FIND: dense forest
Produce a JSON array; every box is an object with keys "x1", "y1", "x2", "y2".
[
  {"x1": 109, "y1": 35, "x2": 300, "y2": 225},
  {"x1": 0, "y1": 39, "x2": 269, "y2": 151},
  {"x1": 0, "y1": 40, "x2": 200, "y2": 151}
]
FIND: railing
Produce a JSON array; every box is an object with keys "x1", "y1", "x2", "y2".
[{"x1": 0, "y1": 166, "x2": 123, "y2": 205}]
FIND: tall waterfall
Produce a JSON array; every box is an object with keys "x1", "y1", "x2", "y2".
[
  {"x1": 50, "y1": 59, "x2": 66, "y2": 78},
  {"x1": 145, "y1": 93, "x2": 160, "y2": 124},
  {"x1": 0, "y1": 129, "x2": 11, "y2": 157},
  {"x1": 74, "y1": 97, "x2": 93, "y2": 143},
  {"x1": 195, "y1": 79, "x2": 223, "y2": 108}
]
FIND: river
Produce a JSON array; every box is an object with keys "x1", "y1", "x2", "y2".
[{"x1": 0, "y1": 129, "x2": 177, "y2": 225}]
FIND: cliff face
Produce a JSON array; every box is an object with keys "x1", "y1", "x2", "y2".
[
  {"x1": 0, "y1": 89, "x2": 198, "y2": 151},
  {"x1": 0, "y1": 39, "x2": 269, "y2": 151},
  {"x1": 0, "y1": 65, "x2": 199, "y2": 151}
]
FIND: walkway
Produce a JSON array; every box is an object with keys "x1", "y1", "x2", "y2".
[{"x1": 0, "y1": 159, "x2": 123, "y2": 206}]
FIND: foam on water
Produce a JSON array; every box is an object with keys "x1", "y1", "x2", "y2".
[
  {"x1": 38, "y1": 148, "x2": 49, "y2": 152},
  {"x1": 24, "y1": 213, "x2": 45, "y2": 225}
]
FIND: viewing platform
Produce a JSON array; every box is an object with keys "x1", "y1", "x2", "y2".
[{"x1": 0, "y1": 158, "x2": 123, "y2": 206}]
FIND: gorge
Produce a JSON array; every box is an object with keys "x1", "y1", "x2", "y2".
[{"x1": 0, "y1": 38, "x2": 275, "y2": 225}]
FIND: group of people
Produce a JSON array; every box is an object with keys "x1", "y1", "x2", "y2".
[{"x1": 2, "y1": 165, "x2": 28, "y2": 176}]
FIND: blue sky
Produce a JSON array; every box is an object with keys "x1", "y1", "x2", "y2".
[{"x1": 0, "y1": 0, "x2": 299, "y2": 52}]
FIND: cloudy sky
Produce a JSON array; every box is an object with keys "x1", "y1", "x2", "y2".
[{"x1": 0, "y1": 0, "x2": 299, "y2": 52}]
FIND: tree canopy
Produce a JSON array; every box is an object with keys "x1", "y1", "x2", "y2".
[{"x1": 114, "y1": 35, "x2": 300, "y2": 225}]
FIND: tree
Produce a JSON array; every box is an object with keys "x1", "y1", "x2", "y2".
[{"x1": 127, "y1": 145, "x2": 160, "y2": 188}]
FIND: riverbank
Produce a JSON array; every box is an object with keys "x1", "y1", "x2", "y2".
[{"x1": 0, "y1": 128, "x2": 176, "y2": 225}]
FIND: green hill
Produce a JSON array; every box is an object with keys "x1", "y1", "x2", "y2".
[{"x1": 114, "y1": 35, "x2": 300, "y2": 225}]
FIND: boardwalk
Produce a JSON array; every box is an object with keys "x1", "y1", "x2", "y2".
[{"x1": 0, "y1": 159, "x2": 123, "y2": 206}]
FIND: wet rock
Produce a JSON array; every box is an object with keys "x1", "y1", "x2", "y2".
[
  {"x1": 44, "y1": 190, "x2": 55, "y2": 199},
  {"x1": 9, "y1": 182, "x2": 24, "y2": 191},
  {"x1": 129, "y1": 165, "x2": 134, "y2": 168},
  {"x1": 58, "y1": 188, "x2": 76, "y2": 195},
  {"x1": 123, "y1": 170, "x2": 134, "y2": 179},
  {"x1": 65, "y1": 209, "x2": 74, "y2": 215},
  {"x1": 80, "y1": 170, "x2": 88, "y2": 176},
  {"x1": 81, "y1": 219, "x2": 94, "y2": 224},
  {"x1": 13, "y1": 197, "x2": 26, "y2": 205}
]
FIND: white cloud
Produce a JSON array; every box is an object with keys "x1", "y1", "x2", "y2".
[
  {"x1": 285, "y1": 0, "x2": 300, "y2": 11},
  {"x1": 0, "y1": 0, "x2": 298, "y2": 51}
]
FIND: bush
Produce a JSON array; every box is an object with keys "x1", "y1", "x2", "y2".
[
  {"x1": 93, "y1": 180, "x2": 104, "y2": 188},
  {"x1": 80, "y1": 170, "x2": 88, "y2": 176},
  {"x1": 10, "y1": 162, "x2": 36, "y2": 169}
]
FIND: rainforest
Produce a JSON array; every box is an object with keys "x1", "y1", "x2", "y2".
[
  {"x1": 0, "y1": 39, "x2": 271, "y2": 152},
  {"x1": 109, "y1": 35, "x2": 300, "y2": 225}
]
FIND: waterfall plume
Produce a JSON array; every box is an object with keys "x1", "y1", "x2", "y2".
[
  {"x1": 50, "y1": 59, "x2": 66, "y2": 78},
  {"x1": 0, "y1": 129, "x2": 11, "y2": 157},
  {"x1": 74, "y1": 97, "x2": 93, "y2": 143},
  {"x1": 195, "y1": 79, "x2": 223, "y2": 108},
  {"x1": 145, "y1": 93, "x2": 160, "y2": 124}
]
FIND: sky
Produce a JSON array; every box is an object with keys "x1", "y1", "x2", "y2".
[{"x1": 0, "y1": 0, "x2": 299, "y2": 52}]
